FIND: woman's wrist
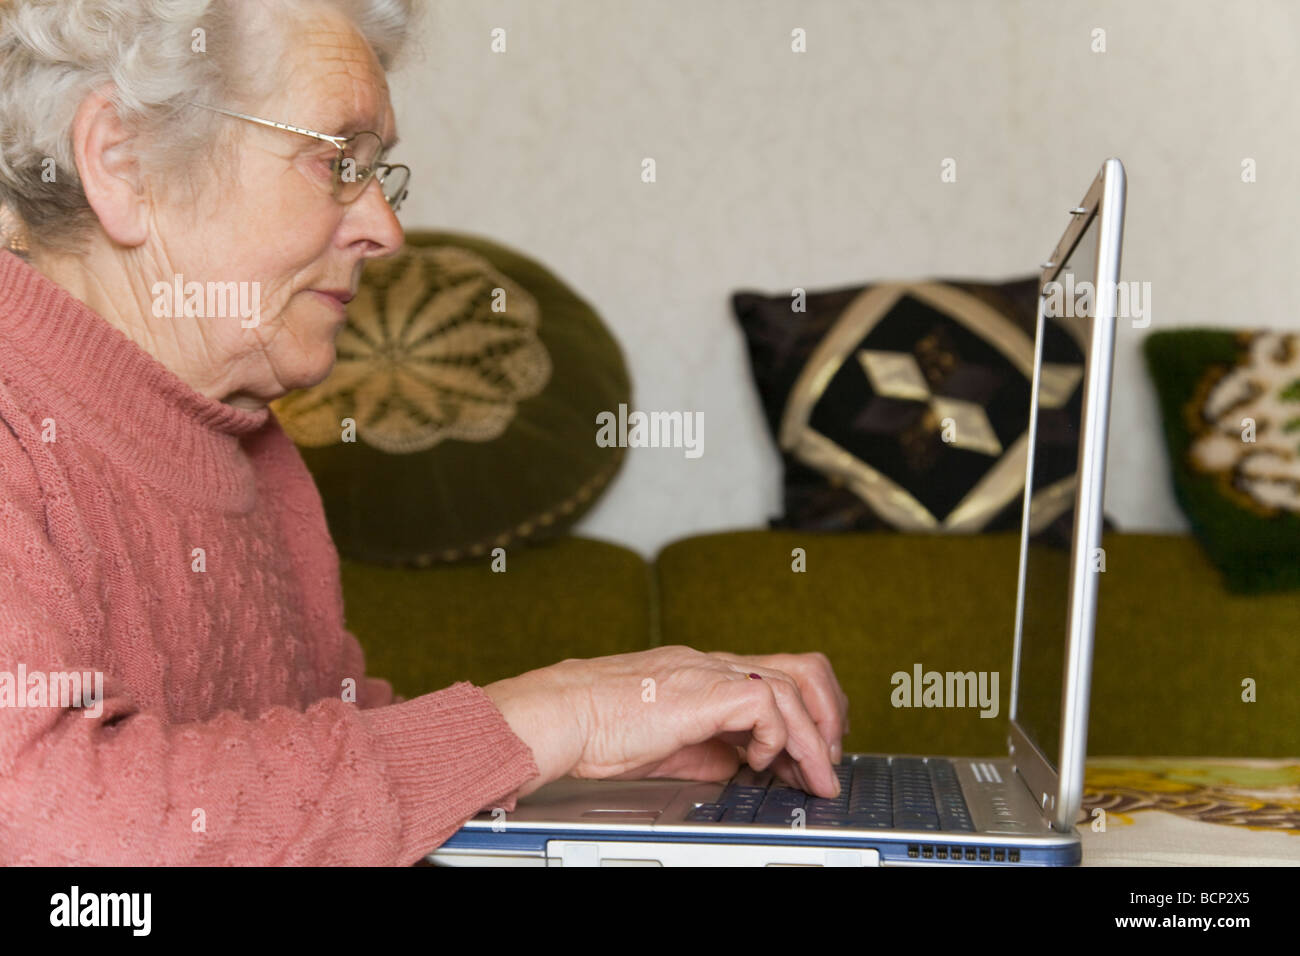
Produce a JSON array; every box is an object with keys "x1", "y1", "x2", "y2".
[{"x1": 483, "y1": 666, "x2": 586, "y2": 797}]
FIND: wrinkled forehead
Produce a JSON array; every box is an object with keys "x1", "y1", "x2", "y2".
[{"x1": 258, "y1": 7, "x2": 398, "y2": 147}]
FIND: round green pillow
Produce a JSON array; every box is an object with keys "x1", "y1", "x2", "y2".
[{"x1": 272, "y1": 230, "x2": 631, "y2": 565}]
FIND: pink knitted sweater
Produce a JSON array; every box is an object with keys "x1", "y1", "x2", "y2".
[{"x1": 0, "y1": 249, "x2": 539, "y2": 865}]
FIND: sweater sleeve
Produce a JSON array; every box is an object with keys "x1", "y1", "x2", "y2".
[{"x1": 0, "y1": 430, "x2": 540, "y2": 866}]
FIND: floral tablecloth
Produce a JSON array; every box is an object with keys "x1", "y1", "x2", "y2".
[{"x1": 1078, "y1": 758, "x2": 1300, "y2": 866}]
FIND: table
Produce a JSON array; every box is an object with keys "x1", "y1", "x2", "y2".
[{"x1": 1078, "y1": 757, "x2": 1300, "y2": 866}]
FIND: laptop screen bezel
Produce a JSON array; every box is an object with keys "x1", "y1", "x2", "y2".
[{"x1": 1007, "y1": 158, "x2": 1125, "y2": 833}]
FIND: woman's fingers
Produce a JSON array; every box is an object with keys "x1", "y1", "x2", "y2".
[
  {"x1": 781, "y1": 652, "x2": 850, "y2": 760},
  {"x1": 755, "y1": 671, "x2": 840, "y2": 797},
  {"x1": 711, "y1": 651, "x2": 849, "y2": 761},
  {"x1": 717, "y1": 665, "x2": 839, "y2": 798},
  {"x1": 769, "y1": 751, "x2": 814, "y2": 794},
  {"x1": 715, "y1": 674, "x2": 789, "y2": 773}
]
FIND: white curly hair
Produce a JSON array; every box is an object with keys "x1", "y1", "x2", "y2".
[{"x1": 0, "y1": 0, "x2": 414, "y2": 254}]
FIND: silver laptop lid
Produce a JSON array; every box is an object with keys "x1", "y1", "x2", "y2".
[{"x1": 1008, "y1": 158, "x2": 1126, "y2": 832}]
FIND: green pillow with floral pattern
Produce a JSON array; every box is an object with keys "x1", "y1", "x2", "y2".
[
  {"x1": 1144, "y1": 329, "x2": 1300, "y2": 593},
  {"x1": 272, "y1": 231, "x2": 630, "y2": 565}
]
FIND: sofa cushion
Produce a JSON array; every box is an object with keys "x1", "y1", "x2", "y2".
[
  {"x1": 341, "y1": 536, "x2": 653, "y2": 697},
  {"x1": 654, "y1": 529, "x2": 1299, "y2": 757},
  {"x1": 273, "y1": 230, "x2": 631, "y2": 565},
  {"x1": 1145, "y1": 328, "x2": 1300, "y2": 593}
]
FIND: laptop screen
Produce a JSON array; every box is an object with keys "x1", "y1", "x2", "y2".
[{"x1": 1013, "y1": 212, "x2": 1099, "y2": 771}]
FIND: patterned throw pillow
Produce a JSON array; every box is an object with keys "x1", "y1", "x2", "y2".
[
  {"x1": 733, "y1": 277, "x2": 1094, "y2": 543},
  {"x1": 272, "y1": 231, "x2": 631, "y2": 565},
  {"x1": 1144, "y1": 329, "x2": 1300, "y2": 593}
]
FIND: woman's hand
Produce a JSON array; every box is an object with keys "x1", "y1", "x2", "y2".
[{"x1": 484, "y1": 646, "x2": 849, "y2": 800}]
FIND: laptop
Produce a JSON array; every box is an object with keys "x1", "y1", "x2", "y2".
[{"x1": 431, "y1": 157, "x2": 1127, "y2": 867}]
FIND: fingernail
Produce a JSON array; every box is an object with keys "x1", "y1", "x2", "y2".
[
  {"x1": 831, "y1": 742, "x2": 842, "y2": 764},
  {"x1": 832, "y1": 778, "x2": 842, "y2": 798}
]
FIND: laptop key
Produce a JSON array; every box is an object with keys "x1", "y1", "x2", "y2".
[
  {"x1": 897, "y1": 811, "x2": 941, "y2": 829},
  {"x1": 808, "y1": 802, "x2": 850, "y2": 814},
  {"x1": 720, "y1": 785, "x2": 767, "y2": 802},
  {"x1": 765, "y1": 787, "x2": 806, "y2": 803},
  {"x1": 731, "y1": 766, "x2": 775, "y2": 789},
  {"x1": 754, "y1": 808, "x2": 802, "y2": 825},
  {"x1": 846, "y1": 815, "x2": 894, "y2": 829}
]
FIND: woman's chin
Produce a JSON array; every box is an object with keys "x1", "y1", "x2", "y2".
[
  {"x1": 301, "y1": 355, "x2": 339, "y2": 391},
  {"x1": 278, "y1": 346, "x2": 339, "y2": 394}
]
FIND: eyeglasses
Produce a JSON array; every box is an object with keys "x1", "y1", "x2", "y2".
[{"x1": 187, "y1": 103, "x2": 410, "y2": 211}]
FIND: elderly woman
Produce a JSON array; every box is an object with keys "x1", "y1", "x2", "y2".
[{"x1": 0, "y1": 0, "x2": 847, "y2": 865}]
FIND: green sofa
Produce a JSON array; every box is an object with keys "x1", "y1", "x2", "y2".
[{"x1": 342, "y1": 529, "x2": 1300, "y2": 758}]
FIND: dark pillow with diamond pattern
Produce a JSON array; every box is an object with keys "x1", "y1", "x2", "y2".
[{"x1": 734, "y1": 277, "x2": 1104, "y2": 543}]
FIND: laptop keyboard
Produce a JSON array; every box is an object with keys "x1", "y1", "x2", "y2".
[{"x1": 684, "y1": 756, "x2": 975, "y2": 831}]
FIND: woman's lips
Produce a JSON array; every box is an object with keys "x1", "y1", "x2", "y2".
[{"x1": 309, "y1": 289, "x2": 352, "y2": 317}]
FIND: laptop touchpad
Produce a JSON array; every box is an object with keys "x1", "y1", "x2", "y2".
[
  {"x1": 518, "y1": 778, "x2": 683, "y2": 819},
  {"x1": 579, "y1": 809, "x2": 663, "y2": 822}
]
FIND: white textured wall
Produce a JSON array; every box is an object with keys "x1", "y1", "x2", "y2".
[{"x1": 390, "y1": 0, "x2": 1300, "y2": 558}]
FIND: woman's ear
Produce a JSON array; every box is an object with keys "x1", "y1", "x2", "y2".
[{"x1": 71, "y1": 86, "x2": 148, "y2": 247}]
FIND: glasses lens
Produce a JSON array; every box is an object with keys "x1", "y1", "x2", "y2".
[
  {"x1": 334, "y1": 131, "x2": 384, "y2": 201},
  {"x1": 379, "y1": 165, "x2": 410, "y2": 211}
]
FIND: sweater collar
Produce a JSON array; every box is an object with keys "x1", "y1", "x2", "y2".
[{"x1": 0, "y1": 249, "x2": 271, "y2": 510}]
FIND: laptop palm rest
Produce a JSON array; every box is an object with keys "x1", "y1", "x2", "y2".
[{"x1": 503, "y1": 778, "x2": 693, "y2": 823}]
